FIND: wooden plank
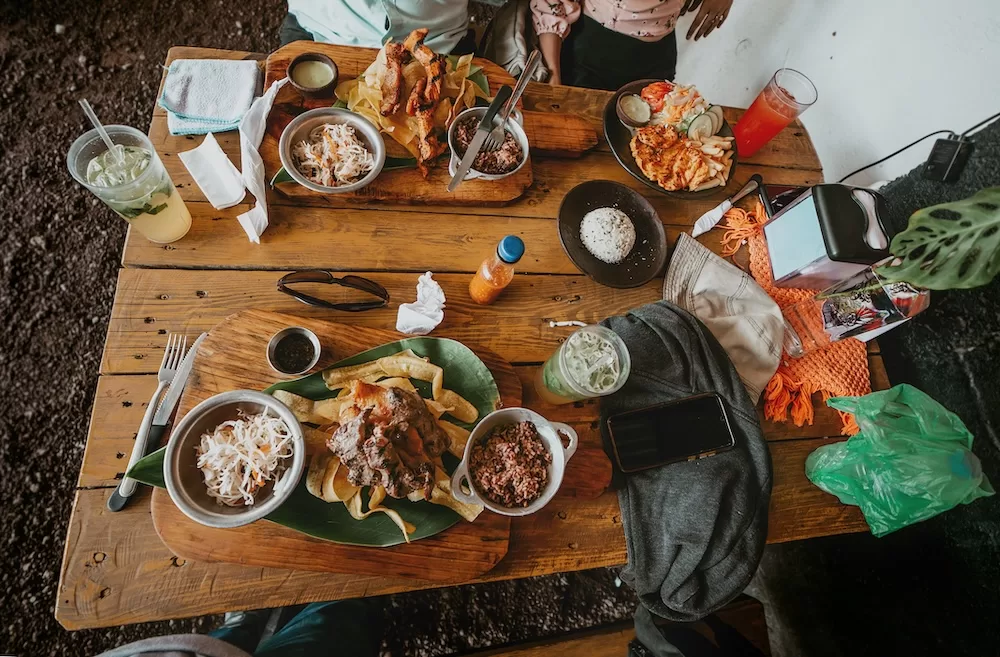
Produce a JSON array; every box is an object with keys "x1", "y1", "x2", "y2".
[
  {"x1": 152, "y1": 47, "x2": 820, "y2": 173},
  {"x1": 102, "y1": 269, "x2": 664, "y2": 373},
  {"x1": 58, "y1": 431, "x2": 864, "y2": 629},
  {"x1": 121, "y1": 181, "x2": 831, "y2": 272},
  {"x1": 147, "y1": 311, "x2": 518, "y2": 580},
  {"x1": 518, "y1": 81, "x2": 822, "y2": 172},
  {"x1": 149, "y1": 125, "x2": 820, "y2": 221},
  {"x1": 78, "y1": 374, "x2": 611, "y2": 493}
]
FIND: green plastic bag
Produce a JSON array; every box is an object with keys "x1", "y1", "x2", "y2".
[{"x1": 805, "y1": 384, "x2": 994, "y2": 537}]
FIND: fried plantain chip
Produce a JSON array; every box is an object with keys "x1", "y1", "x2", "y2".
[
  {"x1": 302, "y1": 426, "x2": 332, "y2": 455},
  {"x1": 305, "y1": 452, "x2": 333, "y2": 499},
  {"x1": 375, "y1": 377, "x2": 418, "y2": 393},
  {"x1": 322, "y1": 361, "x2": 386, "y2": 390},
  {"x1": 436, "y1": 389, "x2": 478, "y2": 423},
  {"x1": 438, "y1": 420, "x2": 471, "y2": 457},
  {"x1": 345, "y1": 489, "x2": 416, "y2": 543},
  {"x1": 423, "y1": 398, "x2": 451, "y2": 419},
  {"x1": 273, "y1": 390, "x2": 351, "y2": 425}
]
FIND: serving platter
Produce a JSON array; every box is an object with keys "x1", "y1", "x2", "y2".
[
  {"x1": 604, "y1": 78, "x2": 737, "y2": 200},
  {"x1": 261, "y1": 41, "x2": 598, "y2": 206},
  {"x1": 142, "y1": 310, "x2": 520, "y2": 581}
]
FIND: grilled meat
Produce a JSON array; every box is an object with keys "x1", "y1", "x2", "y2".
[
  {"x1": 327, "y1": 381, "x2": 450, "y2": 499},
  {"x1": 379, "y1": 43, "x2": 411, "y2": 116},
  {"x1": 630, "y1": 124, "x2": 712, "y2": 192}
]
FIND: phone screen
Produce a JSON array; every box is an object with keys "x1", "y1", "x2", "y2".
[{"x1": 606, "y1": 393, "x2": 736, "y2": 473}]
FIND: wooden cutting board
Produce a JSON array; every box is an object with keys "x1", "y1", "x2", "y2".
[
  {"x1": 150, "y1": 309, "x2": 519, "y2": 582},
  {"x1": 261, "y1": 42, "x2": 597, "y2": 206}
]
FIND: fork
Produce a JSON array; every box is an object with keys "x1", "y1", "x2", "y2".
[
  {"x1": 107, "y1": 333, "x2": 187, "y2": 512},
  {"x1": 483, "y1": 49, "x2": 542, "y2": 152}
]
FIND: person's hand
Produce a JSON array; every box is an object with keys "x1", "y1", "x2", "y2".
[
  {"x1": 681, "y1": 0, "x2": 733, "y2": 41},
  {"x1": 548, "y1": 71, "x2": 562, "y2": 86}
]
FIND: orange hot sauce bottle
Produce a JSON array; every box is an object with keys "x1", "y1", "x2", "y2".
[{"x1": 469, "y1": 235, "x2": 525, "y2": 305}]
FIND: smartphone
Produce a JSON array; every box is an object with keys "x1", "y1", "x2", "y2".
[{"x1": 605, "y1": 392, "x2": 737, "y2": 473}]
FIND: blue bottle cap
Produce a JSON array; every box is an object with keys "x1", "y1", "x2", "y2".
[{"x1": 497, "y1": 235, "x2": 525, "y2": 264}]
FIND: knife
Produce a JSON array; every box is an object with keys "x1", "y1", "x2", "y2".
[
  {"x1": 107, "y1": 332, "x2": 207, "y2": 511},
  {"x1": 447, "y1": 85, "x2": 513, "y2": 192},
  {"x1": 691, "y1": 174, "x2": 763, "y2": 238}
]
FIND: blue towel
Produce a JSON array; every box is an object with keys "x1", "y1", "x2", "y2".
[{"x1": 158, "y1": 59, "x2": 260, "y2": 136}]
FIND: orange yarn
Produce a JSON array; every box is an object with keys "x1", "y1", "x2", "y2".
[{"x1": 719, "y1": 200, "x2": 871, "y2": 435}]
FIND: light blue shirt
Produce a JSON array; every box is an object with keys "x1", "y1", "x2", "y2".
[{"x1": 288, "y1": 0, "x2": 470, "y2": 53}]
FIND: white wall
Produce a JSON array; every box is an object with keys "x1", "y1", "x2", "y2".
[{"x1": 675, "y1": 0, "x2": 1000, "y2": 186}]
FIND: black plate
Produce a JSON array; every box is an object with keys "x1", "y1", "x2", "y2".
[
  {"x1": 603, "y1": 79, "x2": 737, "y2": 199},
  {"x1": 558, "y1": 180, "x2": 667, "y2": 289}
]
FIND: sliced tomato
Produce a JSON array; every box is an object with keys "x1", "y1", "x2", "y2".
[{"x1": 640, "y1": 81, "x2": 674, "y2": 113}]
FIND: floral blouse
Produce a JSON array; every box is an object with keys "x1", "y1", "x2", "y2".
[{"x1": 530, "y1": 0, "x2": 684, "y2": 42}]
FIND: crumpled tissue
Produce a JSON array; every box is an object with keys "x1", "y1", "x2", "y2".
[
  {"x1": 396, "y1": 272, "x2": 446, "y2": 335},
  {"x1": 236, "y1": 77, "x2": 288, "y2": 243}
]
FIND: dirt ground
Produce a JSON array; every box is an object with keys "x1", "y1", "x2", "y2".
[{"x1": 0, "y1": 1, "x2": 639, "y2": 655}]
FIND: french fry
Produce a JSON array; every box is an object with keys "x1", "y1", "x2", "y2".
[{"x1": 691, "y1": 177, "x2": 724, "y2": 192}]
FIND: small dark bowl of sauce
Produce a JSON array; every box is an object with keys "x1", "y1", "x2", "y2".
[{"x1": 267, "y1": 327, "x2": 321, "y2": 375}]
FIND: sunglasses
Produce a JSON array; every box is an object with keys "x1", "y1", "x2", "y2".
[{"x1": 276, "y1": 270, "x2": 390, "y2": 312}]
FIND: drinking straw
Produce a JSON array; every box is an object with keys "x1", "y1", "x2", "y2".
[{"x1": 78, "y1": 99, "x2": 124, "y2": 165}]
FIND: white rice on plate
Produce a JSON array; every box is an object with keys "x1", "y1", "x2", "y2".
[{"x1": 580, "y1": 208, "x2": 636, "y2": 264}]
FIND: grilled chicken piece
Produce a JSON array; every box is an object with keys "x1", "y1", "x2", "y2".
[
  {"x1": 630, "y1": 125, "x2": 711, "y2": 192},
  {"x1": 403, "y1": 28, "x2": 447, "y2": 114},
  {"x1": 379, "y1": 43, "x2": 411, "y2": 116},
  {"x1": 327, "y1": 382, "x2": 450, "y2": 499}
]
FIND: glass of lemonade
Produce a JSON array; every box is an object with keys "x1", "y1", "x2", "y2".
[
  {"x1": 67, "y1": 125, "x2": 192, "y2": 243},
  {"x1": 534, "y1": 325, "x2": 631, "y2": 405}
]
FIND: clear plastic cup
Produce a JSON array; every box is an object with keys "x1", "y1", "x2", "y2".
[
  {"x1": 534, "y1": 325, "x2": 631, "y2": 405},
  {"x1": 67, "y1": 125, "x2": 192, "y2": 243},
  {"x1": 734, "y1": 68, "x2": 817, "y2": 157}
]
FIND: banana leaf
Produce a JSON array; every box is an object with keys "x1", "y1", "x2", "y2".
[
  {"x1": 128, "y1": 337, "x2": 500, "y2": 546},
  {"x1": 878, "y1": 187, "x2": 1000, "y2": 290}
]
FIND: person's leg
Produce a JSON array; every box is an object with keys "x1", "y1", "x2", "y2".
[
  {"x1": 280, "y1": 13, "x2": 315, "y2": 46},
  {"x1": 253, "y1": 599, "x2": 384, "y2": 657},
  {"x1": 207, "y1": 609, "x2": 273, "y2": 655}
]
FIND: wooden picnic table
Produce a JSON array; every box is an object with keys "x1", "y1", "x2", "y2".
[{"x1": 56, "y1": 45, "x2": 885, "y2": 630}]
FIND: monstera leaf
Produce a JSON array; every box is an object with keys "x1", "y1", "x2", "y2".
[{"x1": 878, "y1": 187, "x2": 1000, "y2": 290}]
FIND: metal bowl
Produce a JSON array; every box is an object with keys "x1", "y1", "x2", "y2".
[
  {"x1": 163, "y1": 390, "x2": 306, "y2": 528},
  {"x1": 278, "y1": 108, "x2": 386, "y2": 194},
  {"x1": 266, "y1": 326, "x2": 321, "y2": 375}
]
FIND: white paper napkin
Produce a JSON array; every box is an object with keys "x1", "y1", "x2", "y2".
[
  {"x1": 396, "y1": 272, "x2": 446, "y2": 335},
  {"x1": 178, "y1": 133, "x2": 246, "y2": 209},
  {"x1": 236, "y1": 77, "x2": 288, "y2": 244}
]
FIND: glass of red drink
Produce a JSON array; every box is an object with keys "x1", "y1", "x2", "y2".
[{"x1": 733, "y1": 68, "x2": 817, "y2": 158}]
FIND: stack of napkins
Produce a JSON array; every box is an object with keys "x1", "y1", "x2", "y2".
[{"x1": 158, "y1": 60, "x2": 260, "y2": 135}]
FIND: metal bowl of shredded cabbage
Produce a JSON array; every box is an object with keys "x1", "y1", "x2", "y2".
[
  {"x1": 164, "y1": 390, "x2": 305, "y2": 528},
  {"x1": 279, "y1": 108, "x2": 386, "y2": 194}
]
